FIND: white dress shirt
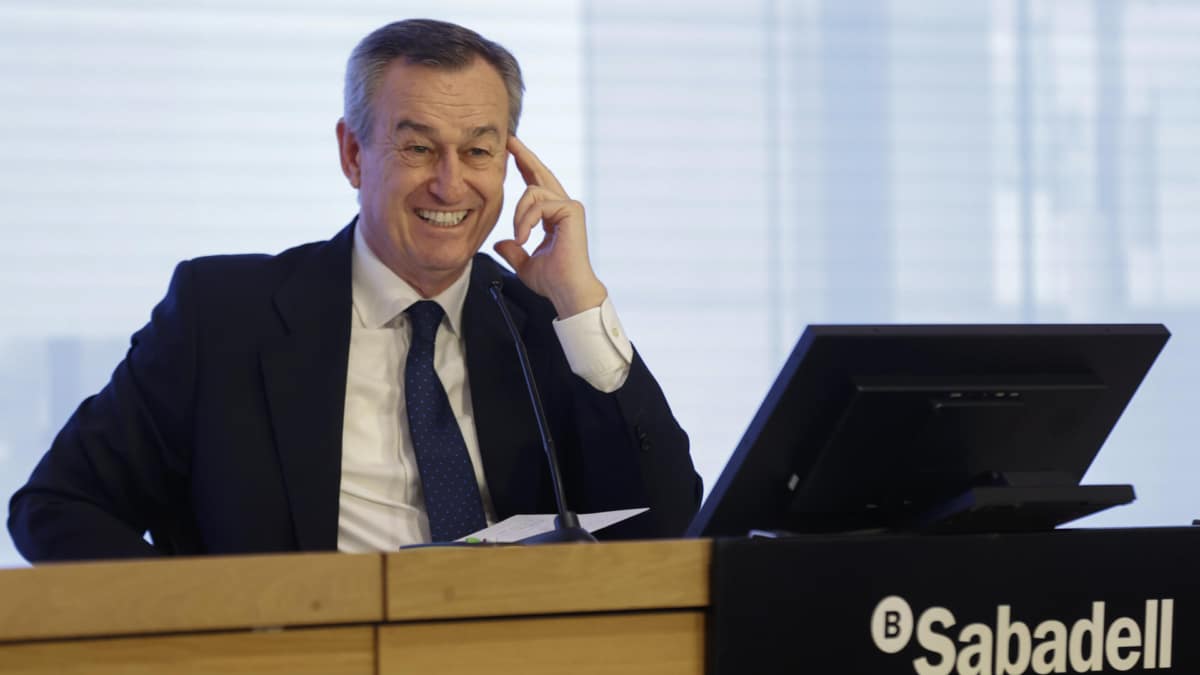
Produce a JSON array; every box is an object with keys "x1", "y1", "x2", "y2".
[{"x1": 337, "y1": 225, "x2": 634, "y2": 551}]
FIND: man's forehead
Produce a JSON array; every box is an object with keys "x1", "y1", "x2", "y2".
[
  {"x1": 390, "y1": 118, "x2": 502, "y2": 142},
  {"x1": 376, "y1": 60, "x2": 509, "y2": 138}
]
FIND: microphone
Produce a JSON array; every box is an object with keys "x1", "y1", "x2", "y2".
[{"x1": 488, "y1": 279, "x2": 596, "y2": 544}]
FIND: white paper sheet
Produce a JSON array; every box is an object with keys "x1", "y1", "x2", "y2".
[{"x1": 456, "y1": 507, "x2": 648, "y2": 543}]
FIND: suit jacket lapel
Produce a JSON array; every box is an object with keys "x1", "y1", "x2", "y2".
[
  {"x1": 259, "y1": 223, "x2": 354, "y2": 551},
  {"x1": 463, "y1": 256, "x2": 546, "y2": 519}
]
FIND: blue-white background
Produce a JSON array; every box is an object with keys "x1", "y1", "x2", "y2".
[{"x1": 2, "y1": 0, "x2": 1197, "y2": 566}]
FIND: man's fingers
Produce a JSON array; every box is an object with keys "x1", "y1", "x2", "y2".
[
  {"x1": 514, "y1": 194, "x2": 583, "y2": 247},
  {"x1": 493, "y1": 239, "x2": 530, "y2": 272},
  {"x1": 512, "y1": 188, "x2": 543, "y2": 245},
  {"x1": 508, "y1": 136, "x2": 567, "y2": 195},
  {"x1": 509, "y1": 137, "x2": 540, "y2": 187},
  {"x1": 513, "y1": 186, "x2": 557, "y2": 241},
  {"x1": 514, "y1": 201, "x2": 559, "y2": 247},
  {"x1": 513, "y1": 185, "x2": 571, "y2": 244},
  {"x1": 514, "y1": 207, "x2": 540, "y2": 247}
]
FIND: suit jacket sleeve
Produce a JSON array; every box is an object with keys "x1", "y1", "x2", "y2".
[
  {"x1": 8, "y1": 261, "x2": 199, "y2": 562},
  {"x1": 566, "y1": 346, "x2": 702, "y2": 539}
]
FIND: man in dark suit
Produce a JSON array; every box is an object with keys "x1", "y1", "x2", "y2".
[{"x1": 8, "y1": 19, "x2": 700, "y2": 561}]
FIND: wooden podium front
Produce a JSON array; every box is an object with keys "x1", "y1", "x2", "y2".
[{"x1": 0, "y1": 540, "x2": 709, "y2": 674}]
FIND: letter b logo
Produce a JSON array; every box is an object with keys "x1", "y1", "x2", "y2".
[{"x1": 872, "y1": 596, "x2": 914, "y2": 654}]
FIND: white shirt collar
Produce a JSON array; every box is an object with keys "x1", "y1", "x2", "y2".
[{"x1": 350, "y1": 220, "x2": 472, "y2": 335}]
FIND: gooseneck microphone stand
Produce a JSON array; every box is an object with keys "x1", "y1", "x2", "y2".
[{"x1": 489, "y1": 280, "x2": 596, "y2": 544}]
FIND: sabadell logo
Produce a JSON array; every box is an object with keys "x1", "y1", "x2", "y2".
[{"x1": 870, "y1": 595, "x2": 1174, "y2": 675}]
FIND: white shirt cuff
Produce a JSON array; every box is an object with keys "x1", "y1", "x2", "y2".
[{"x1": 552, "y1": 296, "x2": 634, "y2": 393}]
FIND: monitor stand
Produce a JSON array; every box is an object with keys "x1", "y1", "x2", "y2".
[{"x1": 907, "y1": 471, "x2": 1135, "y2": 533}]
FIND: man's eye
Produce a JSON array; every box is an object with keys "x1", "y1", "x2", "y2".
[
  {"x1": 467, "y1": 148, "x2": 492, "y2": 157},
  {"x1": 407, "y1": 145, "x2": 431, "y2": 154}
]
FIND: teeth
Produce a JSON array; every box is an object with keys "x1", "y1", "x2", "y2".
[{"x1": 416, "y1": 209, "x2": 469, "y2": 226}]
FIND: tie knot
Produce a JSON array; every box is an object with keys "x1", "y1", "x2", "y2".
[{"x1": 406, "y1": 301, "x2": 444, "y2": 343}]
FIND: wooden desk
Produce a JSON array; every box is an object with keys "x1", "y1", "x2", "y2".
[
  {"x1": 380, "y1": 540, "x2": 709, "y2": 674},
  {"x1": 0, "y1": 540, "x2": 709, "y2": 674}
]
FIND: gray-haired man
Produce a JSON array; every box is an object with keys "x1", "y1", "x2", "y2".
[{"x1": 10, "y1": 19, "x2": 701, "y2": 560}]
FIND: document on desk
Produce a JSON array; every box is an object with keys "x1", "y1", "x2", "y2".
[{"x1": 457, "y1": 507, "x2": 648, "y2": 543}]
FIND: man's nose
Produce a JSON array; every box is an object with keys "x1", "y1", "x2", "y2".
[{"x1": 429, "y1": 154, "x2": 467, "y2": 204}]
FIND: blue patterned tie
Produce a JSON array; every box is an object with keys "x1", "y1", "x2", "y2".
[{"x1": 405, "y1": 300, "x2": 487, "y2": 542}]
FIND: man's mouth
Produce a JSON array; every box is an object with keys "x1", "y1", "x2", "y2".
[{"x1": 416, "y1": 209, "x2": 470, "y2": 227}]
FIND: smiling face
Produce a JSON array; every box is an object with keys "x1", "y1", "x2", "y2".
[{"x1": 337, "y1": 57, "x2": 509, "y2": 297}]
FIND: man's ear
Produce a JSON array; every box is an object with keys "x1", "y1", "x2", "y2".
[{"x1": 336, "y1": 118, "x2": 362, "y2": 189}]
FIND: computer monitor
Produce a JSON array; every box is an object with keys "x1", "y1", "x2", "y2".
[{"x1": 686, "y1": 324, "x2": 1170, "y2": 537}]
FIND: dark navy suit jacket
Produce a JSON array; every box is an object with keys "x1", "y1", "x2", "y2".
[{"x1": 8, "y1": 223, "x2": 701, "y2": 561}]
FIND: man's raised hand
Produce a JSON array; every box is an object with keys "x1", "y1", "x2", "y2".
[{"x1": 493, "y1": 136, "x2": 607, "y2": 318}]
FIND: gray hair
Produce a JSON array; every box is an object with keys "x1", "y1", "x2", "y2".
[{"x1": 343, "y1": 19, "x2": 525, "y2": 145}]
